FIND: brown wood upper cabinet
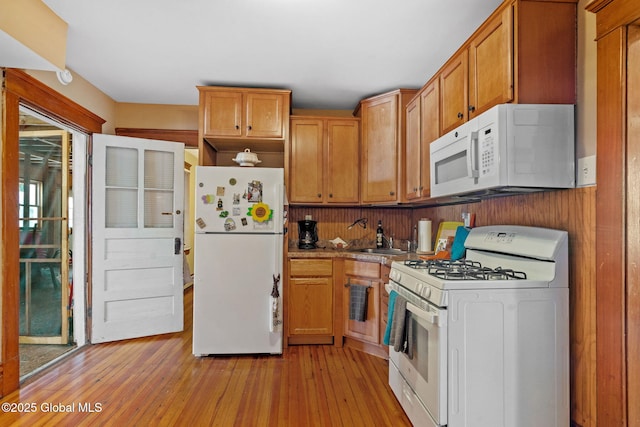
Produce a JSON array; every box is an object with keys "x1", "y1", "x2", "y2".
[
  {"x1": 356, "y1": 89, "x2": 417, "y2": 204},
  {"x1": 405, "y1": 80, "x2": 440, "y2": 201},
  {"x1": 438, "y1": 0, "x2": 576, "y2": 135},
  {"x1": 289, "y1": 116, "x2": 360, "y2": 205},
  {"x1": 440, "y1": 49, "x2": 469, "y2": 134},
  {"x1": 197, "y1": 86, "x2": 291, "y2": 160}
]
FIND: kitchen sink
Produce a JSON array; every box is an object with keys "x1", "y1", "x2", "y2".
[{"x1": 354, "y1": 248, "x2": 407, "y2": 255}]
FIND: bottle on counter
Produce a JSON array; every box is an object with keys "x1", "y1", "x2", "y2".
[
  {"x1": 376, "y1": 220, "x2": 384, "y2": 248},
  {"x1": 411, "y1": 224, "x2": 418, "y2": 253}
]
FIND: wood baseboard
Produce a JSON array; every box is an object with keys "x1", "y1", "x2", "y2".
[{"x1": 287, "y1": 335, "x2": 334, "y2": 345}]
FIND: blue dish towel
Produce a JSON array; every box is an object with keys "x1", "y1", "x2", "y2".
[
  {"x1": 383, "y1": 290, "x2": 398, "y2": 345},
  {"x1": 451, "y1": 226, "x2": 471, "y2": 260}
]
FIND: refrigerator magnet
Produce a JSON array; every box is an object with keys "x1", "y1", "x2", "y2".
[
  {"x1": 224, "y1": 218, "x2": 236, "y2": 231},
  {"x1": 241, "y1": 218, "x2": 248, "y2": 226},
  {"x1": 196, "y1": 218, "x2": 206, "y2": 229},
  {"x1": 233, "y1": 193, "x2": 241, "y2": 204},
  {"x1": 245, "y1": 180, "x2": 263, "y2": 202},
  {"x1": 216, "y1": 198, "x2": 224, "y2": 210},
  {"x1": 202, "y1": 194, "x2": 215, "y2": 204},
  {"x1": 232, "y1": 207, "x2": 241, "y2": 216},
  {"x1": 229, "y1": 178, "x2": 237, "y2": 186},
  {"x1": 247, "y1": 202, "x2": 273, "y2": 223},
  {"x1": 219, "y1": 210, "x2": 229, "y2": 218}
]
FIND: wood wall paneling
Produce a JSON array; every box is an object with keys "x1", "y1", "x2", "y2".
[
  {"x1": 1, "y1": 89, "x2": 22, "y2": 396},
  {"x1": 288, "y1": 207, "x2": 413, "y2": 249},
  {"x1": 626, "y1": 23, "x2": 640, "y2": 427},
  {"x1": 595, "y1": 26, "x2": 628, "y2": 427},
  {"x1": 586, "y1": 1, "x2": 640, "y2": 424}
]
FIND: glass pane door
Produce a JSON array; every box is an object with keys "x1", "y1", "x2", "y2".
[{"x1": 18, "y1": 123, "x2": 70, "y2": 345}]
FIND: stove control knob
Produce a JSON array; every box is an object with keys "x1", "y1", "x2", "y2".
[
  {"x1": 422, "y1": 287, "x2": 431, "y2": 298},
  {"x1": 391, "y1": 270, "x2": 401, "y2": 282}
]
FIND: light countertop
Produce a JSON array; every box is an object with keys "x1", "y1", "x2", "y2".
[{"x1": 287, "y1": 247, "x2": 422, "y2": 266}]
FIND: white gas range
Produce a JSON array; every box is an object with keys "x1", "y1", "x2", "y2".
[{"x1": 386, "y1": 225, "x2": 570, "y2": 427}]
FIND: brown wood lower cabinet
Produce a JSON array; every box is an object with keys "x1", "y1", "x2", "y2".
[
  {"x1": 342, "y1": 259, "x2": 389, "y2": 359},
  {"x1": 287, "y1": 258, "x2": 334, "y2": 345},
  {"x1": 286, "y1": 256, "x2": 391, "y2": 358}
]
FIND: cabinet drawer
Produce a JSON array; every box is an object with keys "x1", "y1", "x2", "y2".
[
  {"x1": 344, "y1": 260, "x2": 380, "y2": 279},
  {"x1": 289, "y1": 259, "x2": 333, "y2": 277}
]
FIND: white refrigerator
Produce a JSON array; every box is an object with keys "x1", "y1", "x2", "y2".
[{"x1": 192, "y1": 166, "x2": 284, "y2": 356}]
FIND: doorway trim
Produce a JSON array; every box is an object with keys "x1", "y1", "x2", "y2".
[{"x1": 1, "y1": 68, "x2": 105, "y2": 396}]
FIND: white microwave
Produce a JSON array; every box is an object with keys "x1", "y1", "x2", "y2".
[{"x1": 430, "y1": 104, "x2": 575, "y2": 198}]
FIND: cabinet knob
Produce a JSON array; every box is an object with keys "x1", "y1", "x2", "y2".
[
  {"x1": 468, "y1": 105, "x2": 476, "y2": 112},
  {"x1": 247, "y1": 125, "x2": 252, "y2": 130},
  {"x1": 235, "y1": 125, "x2": 240, "y2": 130},
  {"x1": 457, "y1": 112, "x2": 464, "y2": 119},
  {"x1": 329, "y1": 193, "x2": 333, "y2": 198},
  {"x1": 317, "y1": 193, "x2": 322, "y2": 198},
  {"x1": 390, "y1": 191, "x2": 395, "y2": 196}
]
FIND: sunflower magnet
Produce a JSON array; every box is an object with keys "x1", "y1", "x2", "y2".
[{"x1": 247, "y1": 202, "x2": 273, "y2": 223}]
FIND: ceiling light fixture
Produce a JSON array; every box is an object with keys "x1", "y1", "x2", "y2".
[{"x1": 56, "y1": 68, "x2": 73, "y2": 85}]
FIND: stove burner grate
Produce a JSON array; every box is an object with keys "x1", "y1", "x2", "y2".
[{"x1": 403, "y1": 259, "x2": 527, "y2": 280}]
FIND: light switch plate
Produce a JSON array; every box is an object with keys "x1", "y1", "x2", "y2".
[{"x1": 577, "y1": 155, "x2": 596, "y2": 187}]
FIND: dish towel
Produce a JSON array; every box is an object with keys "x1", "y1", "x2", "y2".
[
  {"x1": 349, "y1": 284, "x2": 369, "y2": 322},
  {"x1": 405, "y1": 310, "x2": 414, "y2": 359},
  {"x1": 390, "y1": 294, "x2": 408, "y2": 353},
  {"x1": 270, "y1": 274, "x2": 282, "y2": 332},
  {"x1": 383, "y1": 290, "x2": 398, "y2": 345}
]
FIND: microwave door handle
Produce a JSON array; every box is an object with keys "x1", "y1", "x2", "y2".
[{"x1": 467, "y1": 131, "x2": 479, "y2": 179}]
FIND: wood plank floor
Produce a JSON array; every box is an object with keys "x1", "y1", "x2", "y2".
[{"x1": 1, "y1": 287, "x2": 411, "y2": 426}]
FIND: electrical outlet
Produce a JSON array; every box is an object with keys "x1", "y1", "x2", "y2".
[{"x1": 577, "y1": 155, "x2": 596, "y2": 187}]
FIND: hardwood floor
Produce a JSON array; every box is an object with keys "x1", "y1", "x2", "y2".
[{"x1": 1, "y1": 288, "x2": 411, "y2": 426}]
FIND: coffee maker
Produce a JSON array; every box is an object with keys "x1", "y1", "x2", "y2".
[{"x1": 298, "y1": 219, "x2": 318, "y2": 249}]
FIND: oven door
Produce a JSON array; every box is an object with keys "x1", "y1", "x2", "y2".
[{"x1": 388, "y1": 288, "x2": 448, "y2": 426}]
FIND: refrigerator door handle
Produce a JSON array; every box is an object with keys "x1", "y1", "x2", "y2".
[{"x1": 175, "y1": 237, "x2": 181, "y2": 255}]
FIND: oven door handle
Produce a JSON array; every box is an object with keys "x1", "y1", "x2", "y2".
[{"x1": 406, "y1": 302, "x2": 442, "y2": 327}]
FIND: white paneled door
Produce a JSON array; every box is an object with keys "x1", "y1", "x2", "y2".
[{"x1": 92, "y1": 134, "x2": 184, "y2": 343}]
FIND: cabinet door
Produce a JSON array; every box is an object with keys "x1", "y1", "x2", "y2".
[
  {"x1": 469, "y1": 5, "x2": 513, "y2": 118},
  {"x1": 326, "y1": 119, "x2": 360, "y2": 204},
  {"x1": 361, "y1": 95, "x2": 399, "y2": 203},
  {"x1": 420, "y1": 80, "x2": 440, "y2": 199},
  {"x1": 440, "y1": 50, "x2": 469, "y2": 134},
  {"x1": 289, "y1": 119, "x2": 324, "y2": 203},
  {"x1": 203, "y1": 91, "x2": 243, "y2": 137},
  {"x1": 344, "y1": 277, "x2": 379, "y2": 344},
  {"x1": 405, "y1": 96, "x2": 421, "y2": 200},
  {"x1": 245, "y1": 92, "x2": 285, "y2": 138},
  {"x1": 289, "y1": 277, "x2": 333, "y2": 335}
]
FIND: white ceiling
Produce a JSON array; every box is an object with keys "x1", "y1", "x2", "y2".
[{"x1": 43, "y1": 0, "x2": 503, "y2": 110}]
